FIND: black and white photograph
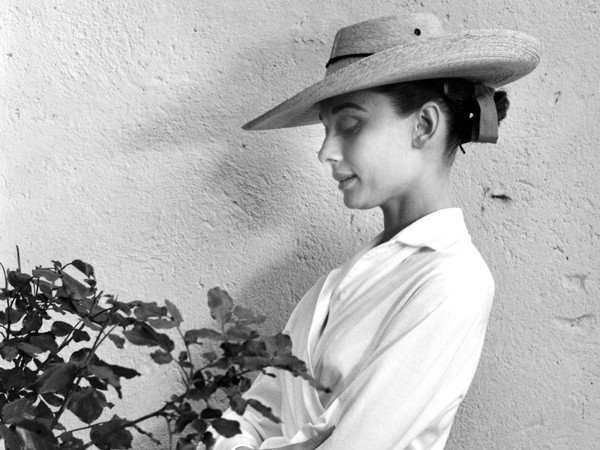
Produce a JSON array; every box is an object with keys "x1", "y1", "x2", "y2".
[{"x1": 1, "y1": 1, "x2": 598, "y2": 449}]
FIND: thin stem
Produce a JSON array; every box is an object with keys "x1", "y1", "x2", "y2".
[
  {"x1": 6, "y1": 289, "x2": 15, "y2": 337},
  {"x1": 16, "y1": 245, "x2": 21, "y2": 273},
  {"x1": 164, "y1": 414, "x2": 174, "y2": 450},
  {"x1": 91, "y1": 323, "x2": 119, "y2": 356},
  {"x1": 0, "y1": 262, "x2": 8, "y2": 290},
  {"x1": 85, "y1": 310, "x2": 115, "y2": 364},
  {"x1": 54, "y1": 320, "x2": 86, "y2": 354},
  {"x1": 176, "y1": 326, "x2": 194, "y2": 384},
  {"x1": 66, "y1": 404, "x2": 168, "y2": 435},
  {"x1": 51, "y1": 374, "x2": 80, "y2": 428}
]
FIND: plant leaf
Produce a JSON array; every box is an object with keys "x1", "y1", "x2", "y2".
[
  {"x1": 1, "y1": 397, "x2": 36, "y2": 424},
  {"x1": 226, "y1": 323, "x2": 258, "y2": 341},
  {"x1": 123, "y1": 322, "x2": 174, "y2": 352},
  {"x1": 1, "y1": 367, "x2": 37, "y2": 391},
  {"x1": 90, "y1": 415, "x2": 133, "y2": 449},
  {"x1": 2, "y1": 307, "x2": 25, "y2": 324},
  {"x1": 7, "y1": 271, "x2": 32, "y2": 292},
  {"x1": 165, "y1": 299, "x2": 183, "y2": 324},
  {"x1": 16, "y1": 342, "x2": 44, "y2": 357},
  {"x1": 88, "y1": 363, "x2": 140, "y2": 398},
  {"x1": 247, "y1": 399, "x2": 282, "y2": 424},
  {"x1": 191, "y1": 418, "x2": 208, "y2": 433},
  {"x1": 202, "y1": 431, "x2": 215, "y2": 448},
  {"x1": 67, "y1": 387, "x2": 110, "y2": 424},
  {"x1": 202, "y1": 351, "x2": 218, "y2": 362},
  {"x1": 30, "y1": 333, "x2": 58, "y2": 354},
  {"x1": 108, "y1": 333, "x2": 126, "y2": 349},
  {"x1": 60, "y1": 271, "x2": 92, "y2": 300},
  {"x1": 150, "y1": 350, "x2": 172, "y2": 364},
  {"x1": 0, "y1": 424, "x2": 23, "y2": 450},
  {"x1": 0, "y1": 343, "x2": 19, "y2": 361},
  {"x1": 42, "y1": 393, "x2": 63, "y2": 408},
  {"x1": 200, "y1": 408, "x2": 222, "y2": 420},
  {"x1": 58, "y1": 431, "x2": 85, "y2": 448},
  {"x1": 207, "y1": 288, "x2": 234, "y2": 324},
  {"x1": 20, "y1": 312, "x2": 43, "y2": 334},
  {"x1": 211, "y1": 418, "x2": 241, "y2": 438},
  {"x1": 146, "y1": 318, "x2": 179, "y2": 329},
  {"x1": 174, "y1": 411, "x2": 198, "y2": 434},
  {"x1": 72, "y1": 329, "x2": 91, "y2": 343},
  {"x1": 51, "y1": 321, "x2": 73, "y2": 337},
  {"x1": 34, "y1": 362, "x2": 78, "y2": 394},
  {"x1": 14, "y1": 419, "x2": 58, "y2": 449},
  {"x1": 71, "y1": 259, "x2": 95, "y2": 278},
  {"x1": 233, "y1": 305, "x2": 266, "y2": 324},
  {"x1": 34, "y1": 400, "x2": 55, "y2": 429},
  {"x1": 228, "y1": 393, "x2": 247, "y2": 415},
  {"x1": 184, "y1": 328, "x2": 223, "y2": 343},
  {"x1": 32, "y1": 268, "x2": 61, "y2": 283},
  {"x1": 130, "y1": 301, "x2": 167, "y2": 320},
  {"x1": 106, "y1": 297, "x2": 132, "y2": 315},
  {"x1": 261, "y1": 333, "x2": 293, "y2": 357}
]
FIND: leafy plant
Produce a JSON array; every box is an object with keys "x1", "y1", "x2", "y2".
[{"x1": 0, "y1": 257, "x2": 328, "y2": 449}]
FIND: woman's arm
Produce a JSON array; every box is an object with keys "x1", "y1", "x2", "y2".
[{"x1": 315, "y1": 269, "x2": 494, "y2": 449}]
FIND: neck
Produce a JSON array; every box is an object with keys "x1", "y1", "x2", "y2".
[{"x1": 380, "y1": 171, "x2": 453, "y2": 243}]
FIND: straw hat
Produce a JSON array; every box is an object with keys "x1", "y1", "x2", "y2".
[{"x1": 243, "y1": 13, "x2": 541, "y2": 131}]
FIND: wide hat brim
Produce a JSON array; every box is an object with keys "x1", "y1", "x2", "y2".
[{"x1": 243, "y1": 29, "x2": 541, "y2": 130}]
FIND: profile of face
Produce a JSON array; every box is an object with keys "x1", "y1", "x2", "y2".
[{"x1": 318, "y1": 89, "x2": 442, "y2": 214}]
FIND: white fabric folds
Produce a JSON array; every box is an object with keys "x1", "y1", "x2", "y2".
[{"x1": 212, "y1": 208, "x2": 494, "y2": 450}]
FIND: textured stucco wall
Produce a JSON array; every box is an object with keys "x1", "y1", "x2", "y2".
[{"x1": 1, "y1": 0, "x2": 599, "y2": 448}]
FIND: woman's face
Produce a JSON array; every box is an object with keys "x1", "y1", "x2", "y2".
[{"x1": 318, "y1": 89, "x2": 426, "y2": 213}]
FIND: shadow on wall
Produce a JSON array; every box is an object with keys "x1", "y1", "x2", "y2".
[{"x1": 118, "y1": 30, "x2": 353, "y2": 327}]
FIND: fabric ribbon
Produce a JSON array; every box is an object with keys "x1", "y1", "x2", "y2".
[
  {"x1": 470, "y1": 84, "x2": 498, "y2": 144},
  {"x1": 442, "y1": 81, "x2": 498, "y2": 145}
]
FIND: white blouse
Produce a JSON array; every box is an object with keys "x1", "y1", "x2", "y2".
[{"x1": 212, "y1": 208, "x2": 494, "y2": 450}]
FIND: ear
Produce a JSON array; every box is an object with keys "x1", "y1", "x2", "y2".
[{"x1": 412, "y1": 101, "x2": 442, "y2": 149}]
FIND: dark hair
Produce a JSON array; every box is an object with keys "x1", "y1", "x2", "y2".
[{"x1": 372, "y1": 79, "x2": 509, "y2": 164}]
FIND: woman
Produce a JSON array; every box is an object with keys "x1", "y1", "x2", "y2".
[{"x1": 212, "y1": 13, "x2": 541, "y2": 450}]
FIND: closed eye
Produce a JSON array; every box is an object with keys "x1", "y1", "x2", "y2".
[{"x1": 338, "y1": 116, "x2": 360, "y2": 134}]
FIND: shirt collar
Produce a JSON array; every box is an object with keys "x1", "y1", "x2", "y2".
[{"x1": 383, "y1": 208, "x2": 470, "y2": 251}]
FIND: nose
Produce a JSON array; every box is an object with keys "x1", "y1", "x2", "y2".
[{"x1": 318, "y1": 136, "x2": 342, "y2": 165}]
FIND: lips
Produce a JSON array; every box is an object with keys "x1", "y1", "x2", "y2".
[{"x1": 334, "y1": 173, "x2": 357, "y2": 190}]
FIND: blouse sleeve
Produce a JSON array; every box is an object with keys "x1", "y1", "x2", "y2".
[
  {"x1": 211, "y1": 369, "x2": 284, "y2": 450},
  {"x1": 211, "y1": 274, "x2": 329, "y2": 450},
  {"x1": 317, "y1": 268, "x2": 494, "y2": 450}
]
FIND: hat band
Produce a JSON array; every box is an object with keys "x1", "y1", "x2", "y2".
[{"x1": 325, "y1": 53, "x2": 374, "y2": 68}]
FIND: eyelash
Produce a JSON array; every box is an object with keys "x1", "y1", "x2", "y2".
[{"x1": 339, "y1": 120, "x2": 360, "y2": 135}]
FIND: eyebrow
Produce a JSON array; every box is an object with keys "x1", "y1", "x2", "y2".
[{"x1": 319, "y1": 102, "x2": 367, "y2": 120}]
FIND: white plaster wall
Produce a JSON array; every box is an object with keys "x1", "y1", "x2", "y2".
[{"x1": 1, "y1": 0, "x2": 599, "y2": 448}]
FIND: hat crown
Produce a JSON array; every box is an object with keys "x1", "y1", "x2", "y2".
[{"x1": 327, "y1": 14, "x2": 447, "y2": 74}]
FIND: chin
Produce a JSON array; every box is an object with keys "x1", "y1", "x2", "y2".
[{"x1": 342, "y1": 195, "x2": 374, "y2": 210}]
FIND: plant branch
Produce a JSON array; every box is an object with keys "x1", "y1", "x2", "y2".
[
  {"x1": 50, "y1": 372, "x2": 81, "y2": 428},
  {"x1": 66, "y1": 404, "x2": 169, "y2": 438},
  {"x1": 164, "y1": 414, "x2": 174, "y2": 450},
  {"x1": 0, "y1": 262, "x2": 8, "y2": 291},
  {"x1": 55, "y1": 320, "x2": 86, "y2": 354}
]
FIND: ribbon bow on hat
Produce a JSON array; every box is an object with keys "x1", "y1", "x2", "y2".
[
  {"x1": 470, "y1": 84, "x2": 498, "y2": 144},
  {"x1": 441, "y1": 81, "x2": 499, "y2": 145}
]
